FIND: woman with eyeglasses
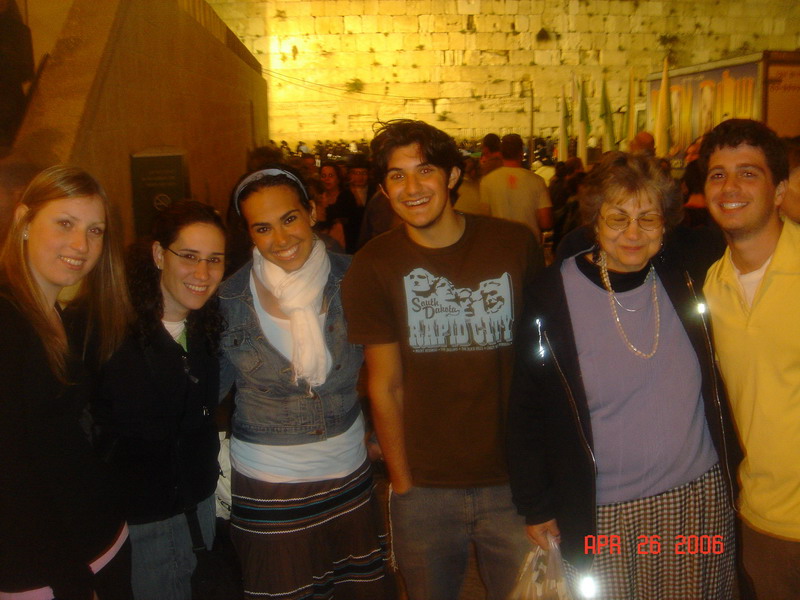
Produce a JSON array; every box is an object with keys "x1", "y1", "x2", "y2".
[
  {"x1": 218, "y1": 165, "x2": 391, "y2": 599},
  {"x1": 0, "y1": 166, "x2": 132, "y2": 599},
  {"x1": 93, "y1": 201, "x2": 226, "y2": 599},
  {"x1": 508, "y1": 152, "x2": 742, "y2": 599}
]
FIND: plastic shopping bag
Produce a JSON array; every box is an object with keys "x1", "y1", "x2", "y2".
[{"x1": 507, "y1": 533, "x2": 574, "y2": 600}]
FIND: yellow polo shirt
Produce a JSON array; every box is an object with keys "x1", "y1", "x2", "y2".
[{"x1": 704, "y1": 218, "x2": 800, "y2": 540}]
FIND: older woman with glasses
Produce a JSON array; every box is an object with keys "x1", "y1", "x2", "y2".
[{"x1": 508, "y1": 152, "x2": 741, "y2": 599}]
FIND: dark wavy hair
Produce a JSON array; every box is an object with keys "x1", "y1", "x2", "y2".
[
  {"x1": 370, "y1": 120, "x2": 464, "y2": 199},
  {"x1": 579, "y1": 151, "x2": 683, "y2": 231},
  {"x1": 698, "y1": 119, "x2": 789, "y2": 184},
  {"x1": 233, "y1": 163, "x2": 311, "y2": 215},
  {"x1": 127, "y1": 200, "x2": 226, "y2": 354}
]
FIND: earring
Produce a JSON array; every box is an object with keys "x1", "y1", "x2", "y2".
[{"x1": 22, "y1": 231, "x2": 28, "y2": 241}]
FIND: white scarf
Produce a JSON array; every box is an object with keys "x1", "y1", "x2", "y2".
[{"x1": 252, "y1": 240, "x2": 331, "y2": 387}]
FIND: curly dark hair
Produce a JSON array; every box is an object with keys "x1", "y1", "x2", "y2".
[
  {"x1": 127, "y1": 200, "x2": 226, "y2": 354},
  {"x1": 579, "y1": 151, "x2": 683, "y2": 231},
  {"x1": 370, "y1": 119, "x2": 464, "y2": 200},
  {"x1": 698, "y1": 119, "x2": 789, "y2": 184}
]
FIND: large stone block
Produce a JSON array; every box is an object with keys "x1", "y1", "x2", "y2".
[
  {"x1": 431, "y1": 32, "x2": 449, "y2": 50},
  {"x1": 383, "y1": 32, "x2": 406, "y2": 51},
  {"x1": 406, "y1": 0, "x2": 434, "y2": 15},
  {"x1": 339, "y1": 35, "x2": 358, "y2": 51},
  {"x1": 315, "y1": 16, "x2": 344, "y2": 35},
  {"x1": 344, "y1": 15, "x2": 362, "y2": 34},
  {"x1": 474, "y1": 14, "x2": 501, "y2": 32},
  {"x1": 599, "y1": 49, "x2": 628, "y2": 66},
  {"x1": 413, "y1": 50, "x2": 438, "y2": 67},
  {"x1": 419, "y1": 14, "x2": 435, "y2": 33},
  {"x1": 393, "y1": 16, "x2": 419, "y2": 33},
  {"x1": 434, "y1": 14, "x2": 467, "y2": 31},
  {"x1": 440, "y1": 81, "x2": 475, "y2": 98},
  {"x1": 533, "y1": 49, "x2": 559, "y2": 65},
  {"x1": 377, "y1": 1, "x2": 407, "y2": 16},
  {"x1": 355, "y1": 33, "x2": 383, "y2": 52},
  {"x1": 360, "y1": 14, "x2": 378, "y2": 33},
  {"x1": 449, "y1": 32, "x2": 467, "y2": 50},
  {"x1": 457, "y1": 0, "x2": 481, "y2": 14}
]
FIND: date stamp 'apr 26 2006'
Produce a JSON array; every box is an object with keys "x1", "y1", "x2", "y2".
[{"x1": 584, "y1": 535, "x2": 725, "y2": 555}]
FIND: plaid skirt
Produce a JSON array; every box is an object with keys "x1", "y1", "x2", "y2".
[
  {"x1": 569, "y1": 464, "x2": 735, "y2": 600},
  {"x1": 230, "y1": 459, "x2": 392, "y2": 599}
]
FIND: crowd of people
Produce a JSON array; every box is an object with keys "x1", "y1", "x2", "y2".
[{"x1": 2, "y1": 116, "x2": 799, "y2": 600}]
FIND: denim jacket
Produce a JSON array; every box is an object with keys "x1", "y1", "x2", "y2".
[{"x1": 218, "y1": 252, "x2": 363, "y2": 445}]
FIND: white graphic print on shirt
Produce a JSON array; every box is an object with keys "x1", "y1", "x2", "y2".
[{"x1": 403, "y1": 268, "x2": 514, "y2": 352}]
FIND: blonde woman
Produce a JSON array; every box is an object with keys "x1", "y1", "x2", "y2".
[{"x1": 0, "y1": 166, "x2": 132, "y2": 600}]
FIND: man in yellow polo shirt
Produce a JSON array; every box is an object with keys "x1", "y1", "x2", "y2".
[{"x1": 700, "y1": 118, "x2": 799, "y2": 599}]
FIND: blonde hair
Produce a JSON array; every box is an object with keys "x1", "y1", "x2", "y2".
[{"x1": 0, "y1": 165, "x2": 131, "y2": 379}]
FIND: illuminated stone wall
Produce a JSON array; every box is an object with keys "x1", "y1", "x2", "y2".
[{"x1": 209, "y1": 0, "x2": 800, "y2": 145}]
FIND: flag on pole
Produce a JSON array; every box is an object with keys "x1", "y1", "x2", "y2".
[
  {"x1": 626, "y1": 69, "x2": 637, "y2": 144},
  {"x1": 654, "y1": 57, "x2": 671, "y2": 157},
  {"x1": 576, "y1": 79, "x2": 589, "y2": 166},
  {"x1": 601, "y1": 78, "x2": 617, "y2": 151},
  {"x1": 558, "y1": 86, "x2": 570, "y2": 160}
]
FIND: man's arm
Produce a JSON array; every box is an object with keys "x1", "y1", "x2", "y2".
[
  {"x1": 364, "y1": 342, "x2": 413, "y2": 494},
  {"x1": 535, "y1": 177, "x2": 554, "y2": 233},
  {"x1": 536, "y1": 206, "x2": 554, "y2": 232}
]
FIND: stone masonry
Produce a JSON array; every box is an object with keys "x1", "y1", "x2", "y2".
[{"x1": 208, "y1": 0, "x2": 800, "y2": 145}]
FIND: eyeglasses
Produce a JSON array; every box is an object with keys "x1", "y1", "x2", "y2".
[
  {"x1": 165, "y1": 247, "x2": 224, "y2": 267},
  {"x1": 602, "y1": 213, "x2": 665, "y2": 231}
]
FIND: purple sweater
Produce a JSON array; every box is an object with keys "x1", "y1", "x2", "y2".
[{"x1": 562, "y1": 257, "x2": 717, "y2": 504}]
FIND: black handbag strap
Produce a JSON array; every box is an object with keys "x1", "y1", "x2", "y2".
[{"x1": 185, "y1": 505, "x2": 207, "y2": 553}]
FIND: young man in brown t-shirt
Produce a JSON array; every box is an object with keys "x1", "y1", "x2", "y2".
[{"x1": 342, "y1": 120, "x2": 543, "y2": 600}]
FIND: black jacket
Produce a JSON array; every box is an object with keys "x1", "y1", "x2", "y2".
[
  {"x1": 507, "y1": 227, "x2": 741, "y2": 569},
  {"x1": 0, "y1": 289, "x2": 124, "y2": 599},
  {"x1": 96, "y1": 326, "x2": 220, "y2": 524}
]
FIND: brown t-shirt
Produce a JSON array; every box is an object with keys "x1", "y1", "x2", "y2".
[{"x1": 342, "y1": 214, "x2": 542, "y2": 487}]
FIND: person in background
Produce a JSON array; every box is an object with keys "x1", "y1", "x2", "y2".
[
  {"x1": 219, "y1": 165, "x2": 391, "y2": 599},
  {"x1": 0, "y1": 0, "x2": 33, "y2": 147},
  {"x1": 356, "y1": 186, "x2": 401, "y2": 248},
  {"x1": 299, "y1": 152, "x2": 317, "y2": 181},
  {"x1": 680, "y1": 159, "x2": 714, "y2": 229},
  {"x1": 779, "y1": 136, "x2": 800, "y2": 222},
  {"x1": 700, "y1": 119, "x2": 800, "y2": 599},
  {"x1": 319, "y1": 161, "x2": 362, "y2": 253},
  {"x1": 509, "y1": 152, "x2": 739, "y2": 600},
  {"x1": 94, "y1": 201, "x2": 226, "y2": 600},
  {"x1": 684, "y1": 136, "x2": 704, "y2": 165},
  {"x1": 480, "y1": 133, "x2": 553, "y2": 242},
  {"x1": 454, "y1": 156, "x2": 489, "y2": 216},
  {"x1": 629, "y1": 131, "x2": 656, "y2": 156},
  {"x1": 0, "y1": 165, "x2": 133, "y2": 600},
  {"x1": 346, "y1": 153, "x2": 375, "y2": 209},
  {"x1": 479, "y1": 132, "x2": 503, "y2": 176},
  {"x1": 549, "y1": 157, "x2": 584, "y2": 212}
]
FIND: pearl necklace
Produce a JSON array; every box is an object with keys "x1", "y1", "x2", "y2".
[{"x1": 598, "y1": 250, "x2": 660, "y2": 359}]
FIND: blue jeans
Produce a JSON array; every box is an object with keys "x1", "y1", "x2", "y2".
[
  {"x1": 389, "y1": 484, "x2": 529, "y2": 600},
  {"x1": 129, "y1": 494, "x2": 216, "y2": 600}
]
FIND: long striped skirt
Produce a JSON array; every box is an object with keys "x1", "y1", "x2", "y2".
[
  {"x1": 570, "y1": 463, "x2": 736, "y2": 600},
  {"x1": 230, "y1": 459, "x2": 393, "y2": 599}
]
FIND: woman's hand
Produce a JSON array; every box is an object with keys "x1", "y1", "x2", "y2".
[{"x1": 526, "y1": 519, "x2": 561, "y2": 550}]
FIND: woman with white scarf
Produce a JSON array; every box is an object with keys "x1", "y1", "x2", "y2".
[{"x1": 218, "y1": 166, "x2": 392, "y2": 600}]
